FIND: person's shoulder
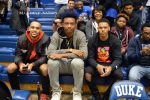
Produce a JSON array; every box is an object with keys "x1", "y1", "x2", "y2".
[
  {"x1": 18, "y1": 34, "x2": 26, "y2": 41},
  {"x1": 111, "y1": 26, "x2": 117, "y2": 31},
  {"x1": 129, "y1": 34, "x2": 140, "y2": 43},
  {"x1": 42, "y1": 33, "x2": 49, "y2": 40},
  {"x1": 125, "y1": 26, "x2": 134, "y2": 31},
  {"x1": 86, "y1": 19, "x2": 93, "y2": 24},
  {"x1": 132, "y1": 13, "x2": 140, "y2": 20},
  {"x1": 109, "y1": 32, "x2": 120, "y2": 42},
  {"x1": 75, "y1": 29, "x2": 85, "y2": 35},
  {"x1": 59, "y1": 5, "x2": 67, "y2": 11},
  {"x1": 110, "y1": 32, "x2": 117, "y2": 38}
]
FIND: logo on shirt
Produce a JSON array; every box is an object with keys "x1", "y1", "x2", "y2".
[{"x1": 97, "y1": 46, "x2": 111, "y2": 63}]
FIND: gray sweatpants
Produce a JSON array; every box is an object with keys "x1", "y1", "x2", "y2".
[{"x1": 47, "y1": 58, "x2": 84, "y2": 93}]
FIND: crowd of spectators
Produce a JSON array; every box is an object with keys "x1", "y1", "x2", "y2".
[{"x1": 0, "y1": 0, "x2": 150, "y2": 100}]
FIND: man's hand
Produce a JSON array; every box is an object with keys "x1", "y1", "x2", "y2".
[
  {"x1": 27, "y1": 63, "x2": 34, "y2": 72},
  {"x1": 19, "y1": 63, "x2": 28, "y2": 74},
  {"x1": 121, "y1": 48, "x2": 126, "y2": 54},
  {"x1": 96, "y1": 64, "x2": 105, "y2": 75},
  {"x1": 48, "y1": 53, "x2": 63, "y2": 59},
  {"x1": 139, "y1": 6, "x2": 144, "y2": 11},
  {"x1": 100, "y1": 66, "x2": 112, "y2": 77},
  {"x1": 71, "y1": 49, "x2": 84, "y2": 58},
  {"x1": 140, "y1": 47, "x2": 150, "y2": 55}
]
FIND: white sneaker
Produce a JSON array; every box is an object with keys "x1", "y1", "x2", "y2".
[
  {"x1": 73, "y1": 92, "x2": 82, "y2": 100},
  {"x1": 51, "y1": 90, "x2": 62, "y2": 100}
]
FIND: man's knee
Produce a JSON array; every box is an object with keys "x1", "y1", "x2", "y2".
[
  {"x1": 71, "y1": 58, "x2": 84, "y2": 69},
  {"x1": 85, "y1": 67, "x2": 94, "y2": 82},
  {"x1": 39, "y1": 64, "x2": 48, "y2": 76},
  {"x1": 128, "y1": 66, "x2": 141, "y2": 82},
  {"x1": 7, "y1": 63, "x2": 18, "y2": 73},
  {"x1": 85, "y1": 73, "x2": 92, "y2": 82},
  {"x1": 129, "y1": 74, "x2": 140, "y2": 81},
  {"x1": 129, "y1": 71, "x2": 141, "y2": 81},
  {"x1": 47, "y1": 59, "x2": 60, "y2": 70}
]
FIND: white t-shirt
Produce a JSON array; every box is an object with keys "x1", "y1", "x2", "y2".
[{"x1": 54, "y1": 0, "x2": 68, "y2": 4}]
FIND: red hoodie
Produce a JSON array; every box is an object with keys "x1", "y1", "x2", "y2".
[{"x1": 25, "y1": 31, "x2": 44, "y2": 60}]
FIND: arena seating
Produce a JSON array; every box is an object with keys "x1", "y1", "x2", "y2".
[
  {"x1": 0, "y1": 1, "x2": 149, "y2": 97},
  {"x1": 10, "y1": 90, "x2": 31, "y2": 100}
]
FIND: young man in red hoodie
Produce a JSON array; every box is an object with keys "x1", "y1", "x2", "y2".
[{"x1": 7, "y1": 21, "x2": 50, "y2": 100}]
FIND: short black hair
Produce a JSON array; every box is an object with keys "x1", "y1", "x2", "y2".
[
  {"x1": 32, "y1": 20, "x2": 41, "y2": 23},
  {"x1": 141, "y1": 22, "x2": 150, "y2": 31},
  {"x1": 61, "y1": 9, "x2": 78, "y2": 22},
  {"x1": 30, "y1": 20, "x2": 41, "y2": 27},
  {"x1": 122, "y1": 0, "x2": 133, "y2": 8},
  {"x1": 92, "y1": 5, "x2": 105, "y2": 20},
  {"x1": 99, "y1": 18, "x2": 110, "y2": 26},
  {"x1": 68, "y1": 0, "x2": 75, "y2": 3}
]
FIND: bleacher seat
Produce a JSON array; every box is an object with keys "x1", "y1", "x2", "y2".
[
  {"x1": 11, "y1": 90, "x2": 31, "y2": 100},
  {"x1": 0, "y1": 65, "x2": 41, "y2": 83},
  {"x1": 42, "y1": 25, "x2": 52, "y2": 31},
  {"x1": 30, "y1": 8, "x2": 55, "y2": 11},
  {"x1": 0, "y1": 25, "x2": 14, "y2": 31},
  {"x1": 0, "y1": 54, "x2": 14, "y2": 62},
  {"x1": 0, "y1": 64, "x2": 128, "y2": 85},
  {"x1": 34, "y1": 18, "x2": 53, "y2": 23},
  {"x1": 0, "y1": 41, "x2": 17, "y2": 48},
  {"x1": 0, "y1": 48, "x2": 15, "y2": 55},
  {"x1": 29, "y1": 12, "x2": 56, "y2": 18},
  {"x1": 0, "y1": 35, "x2": 18, "y2": 42},
  {"x1": 0, "y1": 31, "x2": 17, "y2": 35}
]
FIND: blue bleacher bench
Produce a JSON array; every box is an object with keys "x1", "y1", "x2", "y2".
[
  {"x1": 0, "y1": 31, "x2": 17, "y2": 35},
  {"x1": 0, "y1": 47, "x2": 15, "y2": 55},
  {"x1": 11, "y1": 90, "x2": 31, "y2": 100},
  {"x1": 0, "y1": 35, "x2": 18, "y2": 42}
]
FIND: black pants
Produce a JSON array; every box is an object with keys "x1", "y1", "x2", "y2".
[
  {"x1": 85, "y1": 66, "x2": 124, "y2": 100},
  {"x1": 7, "y1": 66, "x2": 50, "y2": 95}
]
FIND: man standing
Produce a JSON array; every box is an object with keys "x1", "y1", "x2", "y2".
[
  {"x1": 122, "y1": 1, "x2": 141, "y2": 35},
  {"x1": 128, "y1": 23, "x2": 150, "y2": 83},
  {"x1": 47, "y1": 10, "x2": 87, "y2": 100},
  {"x1": 52, "y1": 0, "x2": 76, "y2": 32},
  {"x1": 85, "y1": 19, "x2": 123, "y2": 100},
  {"x1": 55, "y1": 0, "x2": 76, "y2": 19},
  {"x1": 7, "y1": 21, "x2": 50, "y2": 100}
]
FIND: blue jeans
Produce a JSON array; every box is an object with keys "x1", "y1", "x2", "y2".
[{"x1": 129, "y1": 65, "x2": 150, "y2": 82}]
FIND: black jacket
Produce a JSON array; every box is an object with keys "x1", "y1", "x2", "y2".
[
  {"x1": 131, "y1": 0, "x2": 148, "y2": 10},
  {"x1": 128, "y1": 13, "x2": 141, "y2": 35},
  {"x1": 88, "y1": 32, "x2": 122, "y2": 70},
  {"x1": 14, "y1": 33, "x2": 50, "y2": 67}
]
